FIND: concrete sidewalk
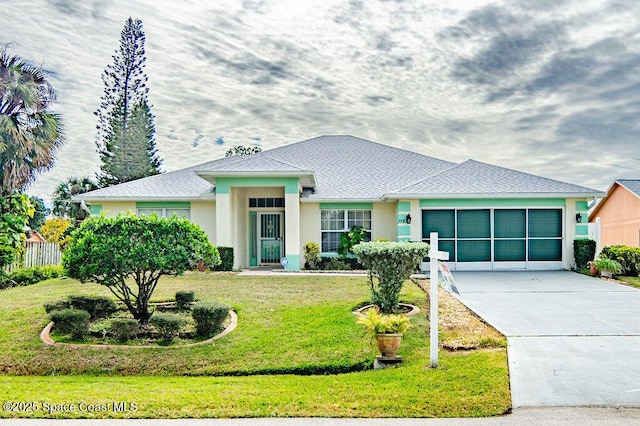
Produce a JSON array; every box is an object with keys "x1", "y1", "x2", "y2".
[{"x1": 2, "y1": 407, "x2": 640, "y2": 425}]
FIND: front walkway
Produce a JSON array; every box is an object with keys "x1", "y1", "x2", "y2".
[{"x1": 451, "y1": 271, "x2": 640, "y2": 407}]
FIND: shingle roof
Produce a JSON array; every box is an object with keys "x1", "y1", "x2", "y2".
[
  {"x1": 617, "y1": 179, "x2": 640, "y2": 198},
  {"x1": 78, "y1": 135, "x2": 603, "y2": 201},
  {"x1": 390, "y1": 159, "x2": 600, "y2": 197}
]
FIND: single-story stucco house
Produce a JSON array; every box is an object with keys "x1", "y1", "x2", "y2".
[
  {"x1": 77, "y1": 135, "x2": 605, "y2": 271},
  {"x1": 589, "y1": 179, "x2": 640, "y2": 247}
]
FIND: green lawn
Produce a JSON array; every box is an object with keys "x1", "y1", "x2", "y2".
[
  {"x1": 618, "y1": 275, "x2": 640, "y2": 289},
  {"x1": 0, "y1": 273, "x2": 510, "y2": 418}
]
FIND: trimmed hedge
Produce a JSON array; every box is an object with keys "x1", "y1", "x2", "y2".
[
  {"x1": 109, "y1": 318, "x2": 139, "y2": 342},
  {"x1": 574, "y1": 239, "x2": 596, "y2": 269},
  {"x1": 175, "y1": 291, "x2": 195, "y2": 309},
  {"x1": 44, "y1": 300, "x2": 70, "y2": 314},
  {"x1": 149, "y1": 313, "x2": 185, "y2": 342},
  {"x1": 211, "y1": 246, "x2": 234, "y2": 271},
  {"x1": 601, "y1": 245, "x2": 640, "y2": 276},
  {"x1": 49, "y1": 308, "x2": 90, "y2": 340},
  {"x1": 68, "y1": 295, "x2": 118, "y2": 320},
  {"x1": 192, "y1": 302, "x2": 230, "y2": 337}
]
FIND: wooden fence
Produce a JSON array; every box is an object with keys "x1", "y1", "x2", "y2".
[{"x1": 3, "y1": 242, "x2": 62, "y2": 273}]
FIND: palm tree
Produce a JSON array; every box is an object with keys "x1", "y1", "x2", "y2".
[
  {"x1": 52, "y1": 176, "x2": 98, "y2": 222},
  {"x1": 0, "y1": 50, "x2": 64, "y2": 195}
]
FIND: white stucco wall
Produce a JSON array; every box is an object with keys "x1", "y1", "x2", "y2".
[
  {"x1": 300, "y1": 202, "x2": 321, "y2": 249},
  {"x1": 372, "y1": 203, "x2": 397, "y2": 241},
  {"x1": 190, "y1": 201, "x2": 216, "y2": 244}
]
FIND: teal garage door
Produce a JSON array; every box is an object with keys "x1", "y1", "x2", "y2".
[{"x1": 422, "y1": 208, "x2": 563, "y2": 270}]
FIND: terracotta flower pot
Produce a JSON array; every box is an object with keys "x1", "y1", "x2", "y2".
[{"x1": 376, "y1": 333, "x2": 402, "y2": 357}]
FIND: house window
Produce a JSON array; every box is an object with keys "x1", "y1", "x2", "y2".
[
  {"x1": 137, "y1": 208, "x2": 190, "y2": 220},
  {"x1": 320, "y1": 209, "x2": 372, "y2": 253},
  {"x1": 249, "y1": 198, "x2": 285, "y2": 208}
]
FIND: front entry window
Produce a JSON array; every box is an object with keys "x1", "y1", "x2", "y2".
[{"x1": 320, "y1": 209, "x2": 371, "y2": 253}]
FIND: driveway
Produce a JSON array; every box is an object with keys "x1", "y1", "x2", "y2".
[{"x1": 450, "y1": 271, "x2": 640, "y2": 408}]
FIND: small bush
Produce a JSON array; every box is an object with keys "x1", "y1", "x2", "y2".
[
  {"x1": 0, "y1": 270, "x2": 12, "y2": 289},
  {"x1": 353, "y1": 241, "x2": 430, "y2": 314},
  {"x1": 175, "y1": 291, "x2": 195, "y2": 309},
  {"x1": 49, "y1": 309, "x2": 90, "y2": 340},
  {"x1": 211, "y1": 246, "x2": 234, "y2": 271},
  {"x1": 68, "y1": 295, "x2": 118, "y2": 320},
  {"x1": 323, "y1": 258, "x2": 350, "y2": 270},
  {"x1": 573, "y1": 239, "x2": 596, "y2": 269},
  {"x1": 109, "y1": 318, "x2": 139, "y2": 342},
  {"x1": 303, "y1": 242, "x2": 320, "y2": 269},
  {"x1": 601, "y1": 245, "x2": 640, "y2": 276},
  {"x1": 44, "y1": 300, "x2": 70, "y2": 314},
  {"x1": 192, "y1": 302, "x2": 230, "y2": 337},
  {"x1": 1, "y1": 265, "x2": 64, "y2": 289},
  {"x1": 149, "y1": 313, "x2": 185, "y2": 342}
]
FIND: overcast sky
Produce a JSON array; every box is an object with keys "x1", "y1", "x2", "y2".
[{"x1": 2, "y1": 0, "x2": 639, "y2": 205}]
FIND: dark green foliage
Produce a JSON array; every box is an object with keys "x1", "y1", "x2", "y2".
[
  {"x1": 191, "y1": 302, "x2": 230, "y2": 337},
  {"x1": 211, "y1": 246, "x2": 233, "y2": 271},
  {"x1": 0, "y1": 51, "x2": 64, "y2": 195},
  {"x1": 3, "y1": 265, "x2": 64, "y2": 289},
  {"x1": 317, "y1": 257, "x2": 364, "y2": 271},
  {"x1": 49, "y1": 308, "x2": 90, "y2": 340},
  {"x1": 63, "y1": 213, "x2": 220, "y2": 324},
  {"x1": 95, "y1": 17, "x2": 162, "y2": 187},
  {"x1": 337, "y1": 226, "x2": 368, "y2": 259},
  {"x1": 149, "y1": 313, "x2": 185, "y2": 342},
  {"x1": 0, "y1": 193, "x2": 32, "y2": 267},
  {"x1": 27, "y1": 195, "x2": 49, "y2": 231},
  {"x1": 175, "y1": 291, "x2": 195, "y2": 309},
  {"x1": 0, "y1": 270, "x2": 9, "y2": 289},
  {"x1": 322, "y1": 258, "x2": 350, "y2": 270},
  {"x1": 573, "y1": 239, "x2": 596, "y2": 269},
  {"x1": 67, "y1": 295, "x2": 118, "y2": 320},
  {"x1": 601, "y1": 245, "x2": 640, "y2": 276},
  {"x1": 109, "y1": 318, "x2": 139, "y2": 342},
  {"x1": 43, "y1": 300, "x2": 69, "y2": 314}
]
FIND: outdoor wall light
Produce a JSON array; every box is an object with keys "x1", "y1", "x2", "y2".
[
  {"x1": 576, "y1": 213, "x2": 582, "y2": 223},
  {"x1": 406, "y1": 214, "x2": 412, "y2": 224}
]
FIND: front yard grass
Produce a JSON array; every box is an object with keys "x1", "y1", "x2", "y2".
[
  {"x1": 617, "y1": 275, "x2": 640, "y2": 289},
  {"x1": 0, "y1": 273, "x2": 510, "y2": 418}
]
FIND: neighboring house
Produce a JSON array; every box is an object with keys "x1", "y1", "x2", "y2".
[
  {"x1": 589, "y1": 179, "x2": 640, "y2": 247},
  {"x1": 26, "y1": 230, "x2": 46, "y2": 243},
  {"x1": 77, "y1": 135, "x2": 604, "y2": 271}
]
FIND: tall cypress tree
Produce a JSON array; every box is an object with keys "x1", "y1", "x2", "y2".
[{"x1": 95, "y1": 17, "x2": 162, "y2": 187}]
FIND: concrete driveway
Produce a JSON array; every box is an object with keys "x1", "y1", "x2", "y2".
[{"x1": 450, "y1": 271, "x2": 640, "y2": 408}]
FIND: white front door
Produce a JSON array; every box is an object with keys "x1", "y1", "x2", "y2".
[{"x1": 258, "y1": 212, "x2": 283, "y2": 264}]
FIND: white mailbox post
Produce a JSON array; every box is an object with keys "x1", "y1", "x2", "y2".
[{"x1": 428, "y1": 232, "x2": 449, "y2": 368}]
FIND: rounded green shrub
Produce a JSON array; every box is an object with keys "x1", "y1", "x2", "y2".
[
  {"x1": 149, "y1": 313, "x2": 186, "y2": 342},
  {"x1": 49, "y1": 309, "x2": 90, "y2": 340},
  {"x1": 44, "y1": 300, "x2": 70, "y2": 314},
  {"x1": 191, "y1": 302, "x2": 230, "y2": 337},
  {"x1": 574, "y1": 239, "x2": 596, "y2": 269},
  {"x1": 68, "y1": 295, "x2": 118, "y2": 320},
  {"x1": 109, "y1": 318, "x2": 139, "y2": 342},
  {"x1": 175, "y1": 291, "x2": 195, "y2": 310}
]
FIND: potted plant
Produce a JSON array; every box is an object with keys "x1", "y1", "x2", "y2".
[
  {"x1": 594, "y1": 256, "x2": 622, "y2": 278},
  {"x1": 356, "y1": 308, "x2": 411, "y2": 358}
]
